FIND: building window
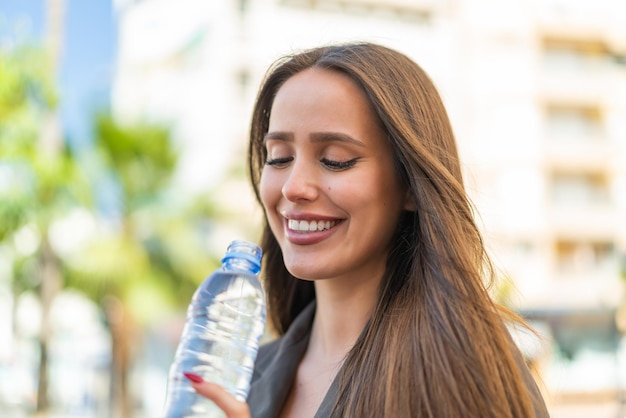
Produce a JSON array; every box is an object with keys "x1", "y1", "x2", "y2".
[
  {"x1": 545, "y1": 104, "x2": 604, "y2": 141},
  {"x1": 549, "y1": 171, "x2": 609, "y2": 206},
  {"x1": 278, "y1": 0, "x2": 432, "y2": 23},
  {"x1": 542, "y1": 38, "x2": 610, "y2": 73},
  {"x1": 555, "y1": 240, "x2": 615, "y2": 276}
]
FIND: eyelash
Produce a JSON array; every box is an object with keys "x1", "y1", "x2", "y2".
[
  {"x1": 320, "y1": 157, "x2": 358, "y2": 170},
  {"x1": 265, "y1": 157, "x2": 359, "y2": 171},
  {"x1": 265, "y1": 157, "x2": 292, "y2": 167}
]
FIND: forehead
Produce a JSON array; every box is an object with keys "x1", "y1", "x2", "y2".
[
  {"x1": 274, "y1": 67, "x2": 364, "y2": 104},
  {"x1": 269, "y1": 68, "x2": 380, "y2": 131}
]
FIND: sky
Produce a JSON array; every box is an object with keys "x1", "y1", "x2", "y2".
[{"x1": 1, "y1": 0, "x2": 117, "y2": 148}]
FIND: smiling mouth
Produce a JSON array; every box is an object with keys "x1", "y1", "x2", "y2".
[{"x1": 287, "y1": 219, "x2": 339, "y2": 232}]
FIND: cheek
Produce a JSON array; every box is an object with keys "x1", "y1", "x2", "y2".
[
  {"x1": 259, "y1": 170, "x2": 280, "y2": 212},
  {"x1": 259, "y1": 175, "x2": 271, "y2": 210}
]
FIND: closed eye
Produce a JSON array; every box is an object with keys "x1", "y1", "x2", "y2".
[
  {"x1": 321, "y1": 157, "x2": 359, "y2": 171},
  {"x1": 265, "y1": 157, "x2": 293, "y2": 168}
]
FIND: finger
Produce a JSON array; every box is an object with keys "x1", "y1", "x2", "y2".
[
  {"x1": 195, "y1": 382, "x2": 250, "y2": 417},
  {"x1": 184, "y1": 373, "x2": 250, "y2": 418}
]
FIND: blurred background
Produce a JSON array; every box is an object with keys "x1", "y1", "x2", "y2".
[{"x1": 1, "y1": 0, "x2": 626, "y2": 417}]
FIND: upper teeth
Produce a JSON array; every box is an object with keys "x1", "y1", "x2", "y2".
[{"x1": 288, "y1": 219, "x2": 336, "y2": 232}]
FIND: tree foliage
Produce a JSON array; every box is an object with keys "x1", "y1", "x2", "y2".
[
  {"x1": 94, "y1": 113, "x2": 178, "y2": 214},
  {"x1": 0, "y1": 45, "x2": 57, "y2": 237},
  {"x1": 0, "y1": 42, "x2": 214, "y2": 415}
]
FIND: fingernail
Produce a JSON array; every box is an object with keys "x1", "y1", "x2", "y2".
[{"x1": 183, "y1": 372, "x2": 203, "y2": 383}]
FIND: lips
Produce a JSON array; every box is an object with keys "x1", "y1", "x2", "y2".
[{"x1": 287, "y1": 219, "x2": 338, "y2": 232}]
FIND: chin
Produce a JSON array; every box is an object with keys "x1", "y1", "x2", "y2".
[{"x1": 284, "y1": 264, "x2": 327, "y2": 282}]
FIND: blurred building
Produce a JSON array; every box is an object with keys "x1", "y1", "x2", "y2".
[{"x1": 111, "y1": 0, "x2": 626, "y2": 407}]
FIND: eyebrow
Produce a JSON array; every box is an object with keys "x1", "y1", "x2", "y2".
[{"x1": 263, "y1": 131, "x2": 366, "y2": 147}]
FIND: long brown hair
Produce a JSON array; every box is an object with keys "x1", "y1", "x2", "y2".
[{"x1": 248, "y1": 42, "x2": 542, "y2": 417}]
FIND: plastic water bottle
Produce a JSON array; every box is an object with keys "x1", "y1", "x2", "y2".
[{"x1": 162, "y1": 240, "x2": 266, "y2": 417}]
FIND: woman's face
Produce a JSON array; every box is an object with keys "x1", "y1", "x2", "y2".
[{"x1": 260, "y1": 68, "x2": 412, "y2": 284}]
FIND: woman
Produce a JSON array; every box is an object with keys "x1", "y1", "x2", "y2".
[{"x1": 185, "y1": 42, "x2": 550, "y2": 417}]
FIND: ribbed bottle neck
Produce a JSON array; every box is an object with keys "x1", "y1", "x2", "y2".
[{"x1": 221, "y1": 240, "x2": 262, "y2": 275}]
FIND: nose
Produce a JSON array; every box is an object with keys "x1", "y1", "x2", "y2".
[{"x1": 281, "y1": 160, "x2": 319, "y2": 202}]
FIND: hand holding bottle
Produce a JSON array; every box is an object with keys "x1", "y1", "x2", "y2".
[
  {"x1": 162, "y1": 240, "x2": 266, "y2": 417},
  {"x1": 184, "y1": 372, "x2": 251, "y2": 418}
]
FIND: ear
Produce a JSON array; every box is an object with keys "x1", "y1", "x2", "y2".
[{"x1": 403, "y1": 189, "x2": 416, "y2": 211}]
